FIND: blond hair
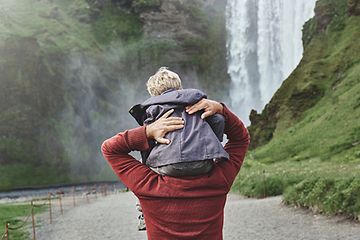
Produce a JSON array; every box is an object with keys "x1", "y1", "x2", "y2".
[{"x1": 146, "y1": 67, "x2": 182, "y2": 96}]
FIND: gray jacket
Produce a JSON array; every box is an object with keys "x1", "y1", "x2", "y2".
[{"x1": 129, "y1": 89, "x2": 229, "y2": 167}]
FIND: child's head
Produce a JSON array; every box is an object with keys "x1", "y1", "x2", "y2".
[{"x1": 146, "y1": 67, "x2": 183, "y2": 96}]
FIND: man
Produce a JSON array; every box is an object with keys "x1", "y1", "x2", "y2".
[{"x1": 101, "y1": 99, "x2": 250, "y2": 239}]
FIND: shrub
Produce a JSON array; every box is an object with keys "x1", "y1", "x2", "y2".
[{"x1": 284, "y1": 177, "x2": 360, "y2": 219}]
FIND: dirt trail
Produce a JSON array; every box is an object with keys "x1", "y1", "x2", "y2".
[{"x1": 36, "y1": 192, "x2": 360, "y2": 240}]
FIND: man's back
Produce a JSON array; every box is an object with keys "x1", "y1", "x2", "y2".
[
  {"x1": 101, "y1": 104, "x2": 250, "y2": 239},
  {"x1": 134, "y1": 167, "x2": 230, "y2": 239}
]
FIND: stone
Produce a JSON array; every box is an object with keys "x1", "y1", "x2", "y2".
[{"x1": 348, "y1": 0, "x2": 360, "y2": 16}]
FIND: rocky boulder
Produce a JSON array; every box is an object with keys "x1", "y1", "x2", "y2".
[
  {"x1": 314, "y1": 1, "x2": 334, "y2": 32},
  {"x1": 348, "y1": 0, "x2": 360, "y2": 16}
]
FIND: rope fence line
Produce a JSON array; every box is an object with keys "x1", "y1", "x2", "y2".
[
  {"x1": 1, "y1": 184, "x2": 121, "y2": 240},
  {"x1": 7, "y1": 208, "x2": 32, "y2": 231},
  {"x1": 1, "y1": 227, "x2": 6, "y2": 240}
]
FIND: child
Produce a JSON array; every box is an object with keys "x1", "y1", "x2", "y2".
[
  {"x1": 129, "y1": 67, "x2": 229, "y2": 176},
  {"x1": 129, "y1": 67, "x2": 229, "y2": 230}
]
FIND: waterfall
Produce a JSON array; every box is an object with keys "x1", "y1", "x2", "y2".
[{"x1": 226, "y1": 0, "x2": 316, "y2": 125}]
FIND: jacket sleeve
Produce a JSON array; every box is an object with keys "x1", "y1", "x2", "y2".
[
  {"x1": 101, "y1": 126, "x2": 156, "y2": 192},
  {"x1": 205, "y1": 113, "x2": 225, "y2": 142},
  {"x1": 219, "y1": 104, "x2": 250, "y2": 187}
]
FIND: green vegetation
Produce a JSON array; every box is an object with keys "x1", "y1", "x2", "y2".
[
  {"x1": 0, "y1": 0, "x2": 229, "y2": 190},
  {"x1": 92, "y1": 4, "x2": 143, "y2": 45},
  {"x1": 0, "y1": 164, "x2": 70, "y2": 191},
  {"x1": 284, "y1": 177, "x2": 360, "y2": 219},
  {"x1": 234, "y1": 0, "x2": 360, "y2": 220},
  {"x1": 0, "y1": 203, "x2": 47, "y2": 239},
  {"x1": 179, "y1": 2, "x2": 229, "y2": 98},
  {"x1": 0, "y1": 0, "x2": 98, "y2": 52},
  {"x1": 181, "y1": 3, "x2": 226, "y2": 73},
  {"x1": 233, "y1": 158, "x2": 360, "y2": 219}
]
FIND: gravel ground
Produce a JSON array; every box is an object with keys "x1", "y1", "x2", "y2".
[
  {"x1": 224, "y1": 194, "x2": 360, "y2": 240},
  {"x1": 36, "y1": 192, "x2": 360, "y2": 240}
]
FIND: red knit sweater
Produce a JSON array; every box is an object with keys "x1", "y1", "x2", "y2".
[{"x1": 101, "y1": 105, "x2": 250, "y2": 240}]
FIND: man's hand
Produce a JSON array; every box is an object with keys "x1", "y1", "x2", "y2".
[
  {"x1": 185, "y1": 98, "x2": 223, "y2": 119},
  {"x1": 145, "y1": 109, "x2": 184, "y2": 144}
]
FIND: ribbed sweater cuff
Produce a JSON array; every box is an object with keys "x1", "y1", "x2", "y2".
[{"x1": 127, "y1": 126, "x2": 150, "y2": 151}]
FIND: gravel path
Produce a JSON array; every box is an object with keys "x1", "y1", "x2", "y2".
[
  {"x1": 36, "y1": 192, "x2": 360, "y2": 240},
  {"x1": 224, "y1": 194, "x2": 360, "y2": 240}
]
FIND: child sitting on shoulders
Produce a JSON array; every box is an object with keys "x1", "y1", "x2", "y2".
[{"x1": 129, "y1": 67, "x2": 229, "y2": 231}]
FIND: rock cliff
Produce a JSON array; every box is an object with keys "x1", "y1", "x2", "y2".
[
  {"x1": 0, "y1": 0, "x2": 229, "y2": 189},
  {"x1": 248, "y1": 0, "x2": 360, "y2": 152}
]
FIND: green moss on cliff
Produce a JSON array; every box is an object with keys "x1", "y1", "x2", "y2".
[
  {"x1": 92, "y1": 4, "x2": 142, "y2": 45},
  {"x1": 235, "y1": 0, "x2": 360, "y2": 219}
]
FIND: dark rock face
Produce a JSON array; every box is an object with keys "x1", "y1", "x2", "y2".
[
  {"x1": 0, "y1": 37, "x2": 66, "y2": 165},
  {"x1": 139, "y1": 0, "x2": 230, "y2": 98},
  {"x1": 314, "y1": 2, "x2": 334, "y2": 32},
  {"x1": 0, "y1": 0, "x2": 230, "y2": 187},
  {"x1": 140, "y1": 0, "x2": 204, "y2": 41},
  {"x1": 248, "y1": 106, "x2": 278, "y2": 149},
  {"x1": 287, "y1": 84, "x2": 324, "y2": 118},
  {"x1": 348, "y1": 0, "x2": 360, "y2": 16}
]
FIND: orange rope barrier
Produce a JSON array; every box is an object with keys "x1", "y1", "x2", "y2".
[
  {"x1": 1, "y1": 184, "x2": 121, "y2": 240},
  {"x1": 72, "y1": 187, "x2": 76, "y2": 207},
  {"x1": 0, "y1": 231, "x2": 5, "y2": 240},
  {"x1": 4, "y1": 223, "x2": 8, "y2": 240},
  {"x1": 0, "y1": 224, "x2": 7, "y2": 240},
  {"x1": 48, "y1": 193, "x2": 53, "y2": 224},
  {"x1": 31, "y1": 201, "x2": 36, "y2": 240},
  {"x1": 7, "y1": 211, "x2": 32, "y2": 230},
  {"x1": 58, "y1": 194, "x2": 63, "y2": 215}
]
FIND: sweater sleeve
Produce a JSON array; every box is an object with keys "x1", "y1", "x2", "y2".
[
  {"x1": 101, "y1": 126, "x2": 155, "y2": 192},
  {"x1": 219, "y1": 104, "x2": 250, "y2": 187}
]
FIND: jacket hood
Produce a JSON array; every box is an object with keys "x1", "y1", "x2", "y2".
[{"x1": 129, "y1": 89, "x2": 207, "y2": 125}]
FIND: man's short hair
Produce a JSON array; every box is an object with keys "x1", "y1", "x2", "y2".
[{"x1": 146, "y1": 67, "x2": 183, "y2": 96}]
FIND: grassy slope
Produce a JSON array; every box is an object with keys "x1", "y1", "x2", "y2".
[
  {"x1": 0, "y1": 0, "x2": 98, "y2": 51},
  {"x1": 233, "y1": 1, "x2": 360, "y2": 219},
  {"x1": 0, "y1": 203, "x2": 46, "y2": 239}
]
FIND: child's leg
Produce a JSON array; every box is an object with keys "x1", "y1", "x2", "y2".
[
  {"x1": 135, "y1": 198, "x2": 146, "y2": 231},
  {"x1": 136, "y1": 199, "x2": 142, "y2": 212},
  {"x1": 151, "y1": 160, "x2": 214, "y2": 177}
]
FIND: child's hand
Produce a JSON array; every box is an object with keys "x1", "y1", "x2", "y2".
[
  {"x1": 145, "y1": 109, "x2": 184, "y2": 144},
  {"x1": 185, "y1": 99, "x2": 223, "y2": 119}
]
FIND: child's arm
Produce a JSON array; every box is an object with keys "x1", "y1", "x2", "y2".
[{"x1": 186, "y1": 99, "x2": 250, "y2": 185}]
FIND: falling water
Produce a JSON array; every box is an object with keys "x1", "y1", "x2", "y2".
[{"x1": 226, "y1": 0, "x2": 316, "y2": 124}]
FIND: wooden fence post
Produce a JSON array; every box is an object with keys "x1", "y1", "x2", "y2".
[
  {"x1": 262, "y1": 170, "x2": 266, "y2": 198},
  {"x1": 86, "y1": 186, "x2": 90, "y2": 203},
  {"x1": 31, "y1": 201, "x2": 36, "y2": 240},
  {"x1": 5, "y1": 223, "x2": 9, "y2": 240},
  {"x1": 48, "y1": 193, "x2": 52, "y2": 224},
  {"x1": 72, "y1": 187, "x2": 76, "y2": 207},
  {"x1": 59, "y1": 194, "x2": 63, "y2": 215}
]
